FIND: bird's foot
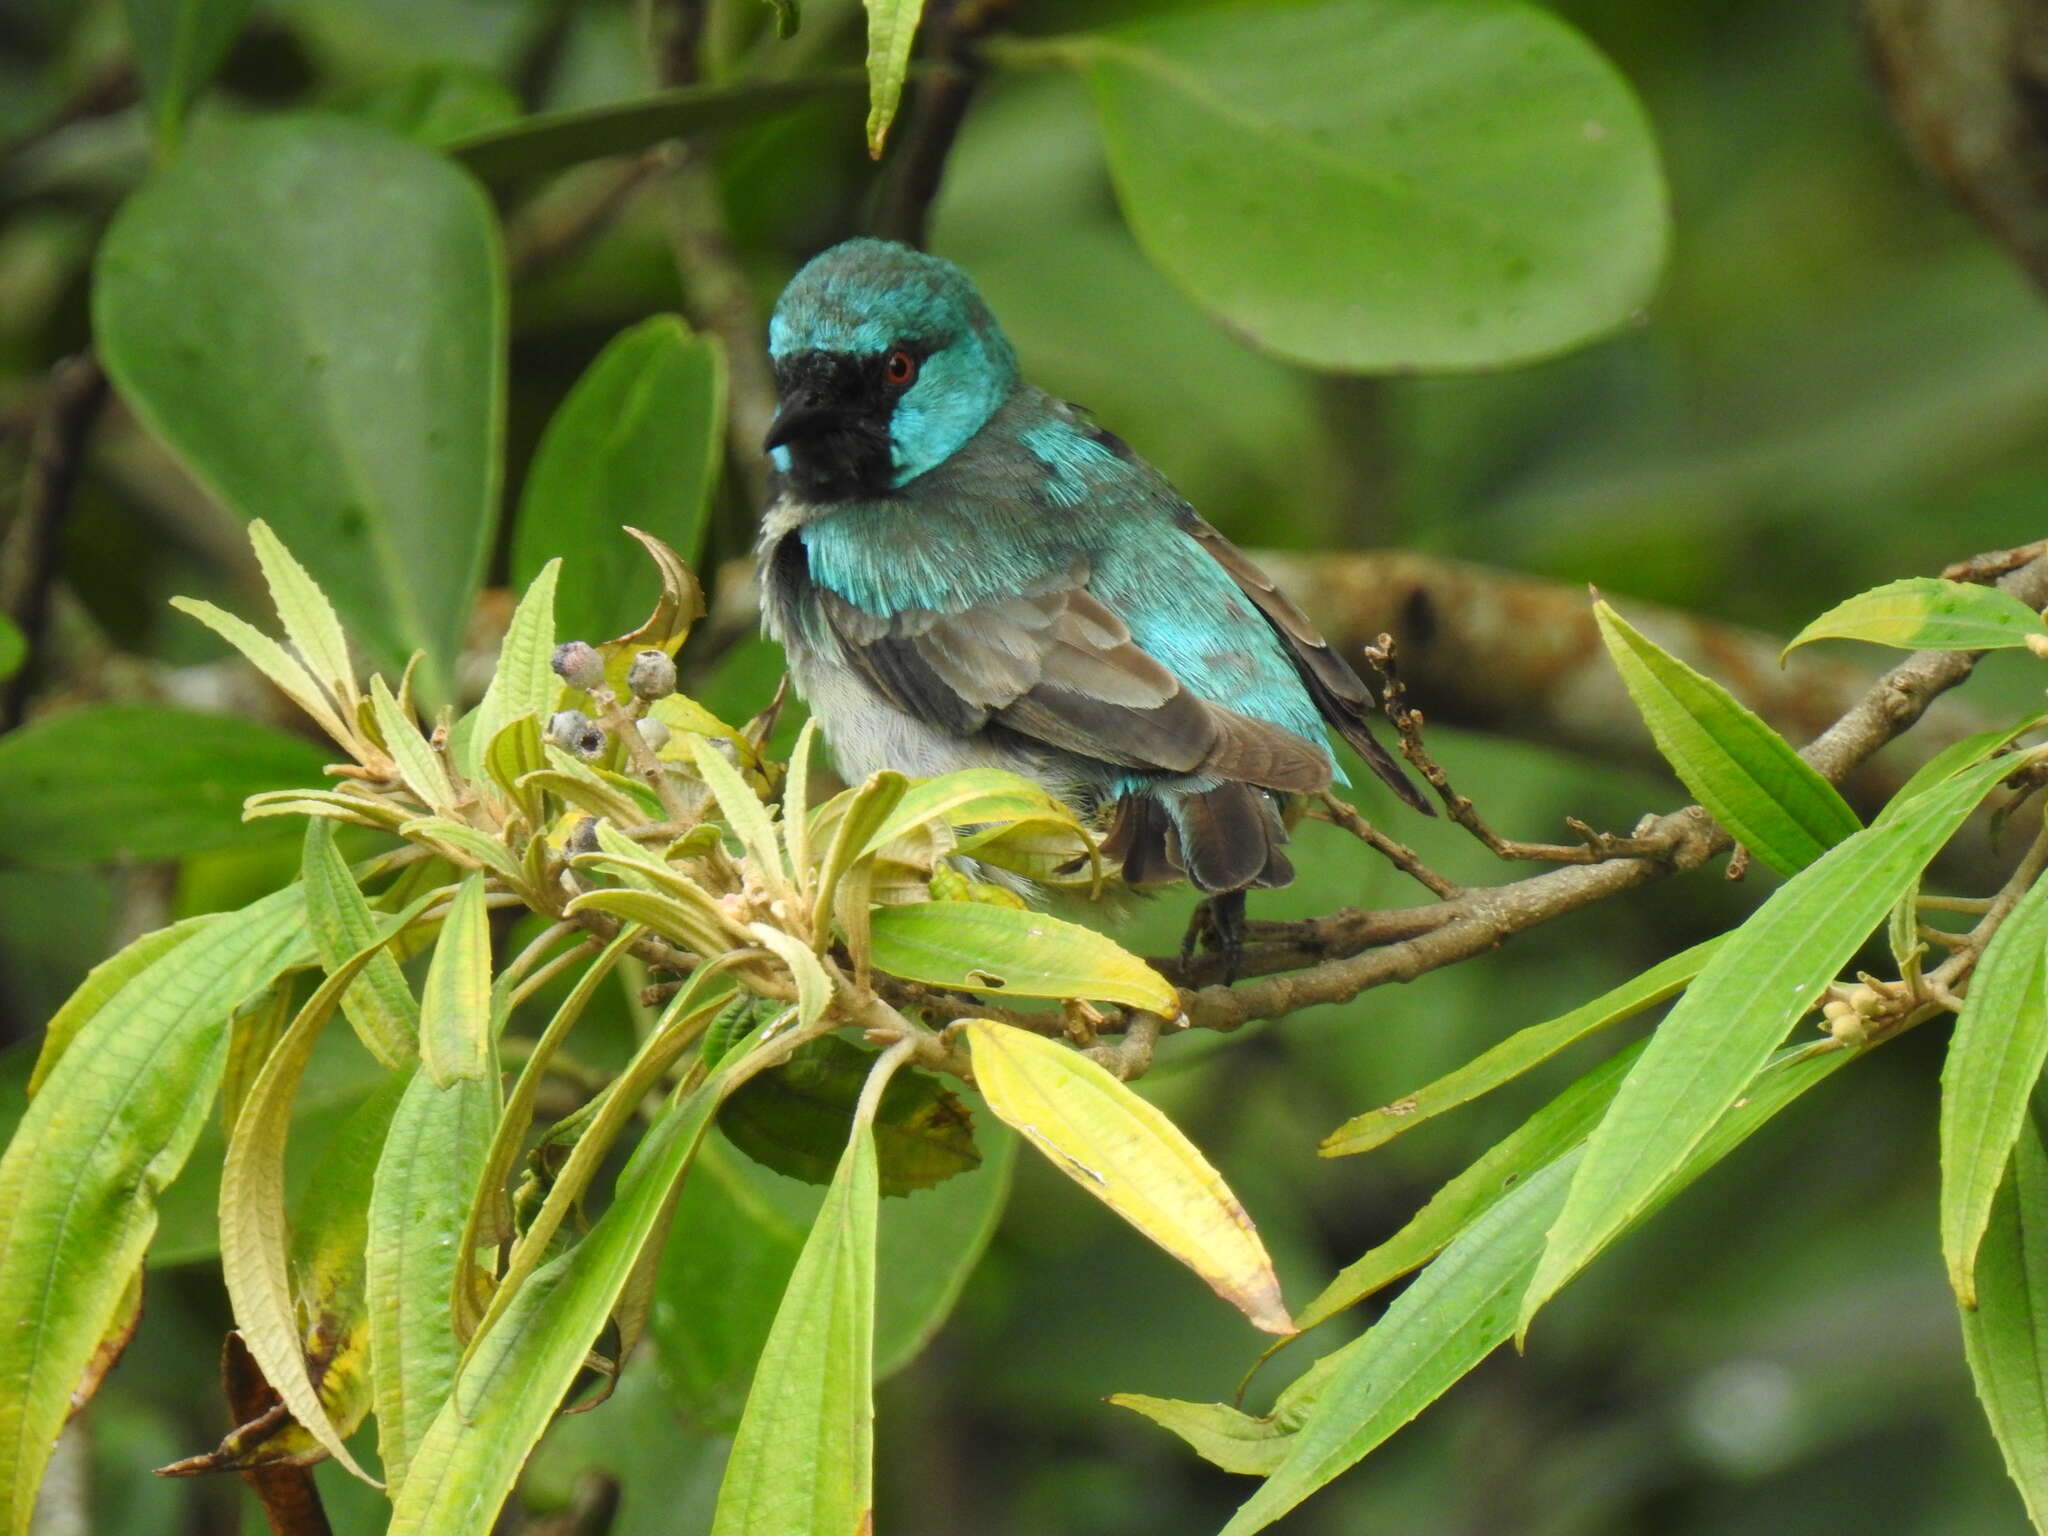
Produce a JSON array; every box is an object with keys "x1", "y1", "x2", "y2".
[{"x1": 1180, "y1": 890, "x2": 1248, "y2": 985}]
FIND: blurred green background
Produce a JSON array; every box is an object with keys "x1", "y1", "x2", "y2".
[{"x1": 0, "y1": 0, "x2": 2042, "y2": 1529}]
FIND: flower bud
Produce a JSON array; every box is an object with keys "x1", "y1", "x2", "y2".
[
  {"x1": 636, "y1": 717, "x2": 672, "y2": 752},
  {"x1": 626, "y1": 648, "x2": 678, "y2": 700},
  {"x1": 546, "y1": 708, "x2": 606, "y2": 759},
  {"x1": 551, "y1": 641, "x2": 605, "y2": 691},
  {"x1": 2026, "y1": 632, "x2": 2048, "y2": 661}
]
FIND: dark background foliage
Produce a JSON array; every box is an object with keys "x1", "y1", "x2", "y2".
[{"x1": 0, "y1": 0, "x2": 2041, "y2": 1529}]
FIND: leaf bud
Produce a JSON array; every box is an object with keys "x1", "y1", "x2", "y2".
[
  {"x1": 551, "y1": 641, "x2": 605, "y2": 691},
  {"x1": 626, "y1": 648, "x2": 678, "y2": 700},
  {"x1": 546, "y1": 708, "x2": 606, "y2": 759}
]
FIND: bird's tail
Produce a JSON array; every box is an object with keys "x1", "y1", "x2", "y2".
[{"x1": 1101, "y1": 784, "x2": 1295, "y2": 894}]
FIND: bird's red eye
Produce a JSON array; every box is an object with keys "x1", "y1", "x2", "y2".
[{"x1": 885, "y1": 349, "x2": 918, "y2": 388}]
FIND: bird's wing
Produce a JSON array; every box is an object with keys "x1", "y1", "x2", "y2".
[
  {"x1": 816, "y1": 566, "x2": 1332, "y2": 794},
  {"x1": 1179, "y1": 514, "x2": 1432, "y2": 814}
]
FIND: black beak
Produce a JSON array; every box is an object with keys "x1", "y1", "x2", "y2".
[{"x1": 763, "y1": 394, "x2": 849, "y2": 452}]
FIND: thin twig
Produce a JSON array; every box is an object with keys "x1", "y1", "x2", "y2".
[
  {"x1": 1313, "y1": 791, "x2": 1460, "y2": 898},
  {"x1": 2, "y1": 352, "x2": 107, "y2": 728}
]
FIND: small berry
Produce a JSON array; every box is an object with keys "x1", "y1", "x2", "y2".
[
  {"x1": 546, "y1": 709, "x2": 606, "y2": 759},
  {"x1": 636, "y1": 717, "x2": 672, "y2": 752},
  {"x1": 626, "y1": 648, "x2": 678, "y2": 700},
  {"x1": 551, "y1": 641, "x2": 605, "y2": 691}
]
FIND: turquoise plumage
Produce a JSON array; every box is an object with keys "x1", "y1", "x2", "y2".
[{"x1": 756, "y1": 238, "x2": 1428, "y2": 962}]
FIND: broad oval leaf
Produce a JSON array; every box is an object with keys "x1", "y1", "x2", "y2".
[
  {"x1": 0, "y1": 705, "x2": 329, "y2": 867},
  {"x1": 1961, "y1": 1115, "x2": 2048, "y2": 1528},
  {"x1": 1786, "y1": 577, "x2": 2048, "y2": 657},
  {"x1": 870, "y1": 902, "x2": 1177, "y2": 1013},
  {"x1": 1517, "y1": 749, "x2": 2033, "y2": 1342},
  {"x1": 965, "y1": 1019, "x2": 1290, "y2": 1333},
  {"x1": 708, "y1": 1124, "x2": 880, "y2": 1536},
  {"x1": 0, "y1": 887, "x2": 308, "y2": 1535},
  {"x1": 95, "y1": 114, "x2": 506, "y2": 704},
  {"x1": 1596, "y1": 602, "x2": 1860, "y2": 876},
  {"x1": 512, "y1": 319, "x2": 724, "y2": 646},
  {"x1": 1071, "y1": 0, "x2": 1667, "y2": 371},
  {"x1": 1321, "y1": 938, "x2": 1718, "y2": 1157},
  {"x1": 1941, "y1": 876, "x2": 2048, "y2": 1307}
]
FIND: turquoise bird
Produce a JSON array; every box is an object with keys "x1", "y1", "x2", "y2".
[{"x1": 757, "y1": 238, "x2": 1429, "y2": 968}]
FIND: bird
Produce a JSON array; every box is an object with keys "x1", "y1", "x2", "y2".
[{"x1": 756, "y1": 237, "x2": 1431, "y2": 973}]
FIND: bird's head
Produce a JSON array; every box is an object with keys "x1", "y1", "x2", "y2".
[{"x1": 764, "y1": 238, "x2": 1019, "y2": 500}]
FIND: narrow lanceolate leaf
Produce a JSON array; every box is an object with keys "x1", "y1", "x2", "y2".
[
  {"x1": 1217, "y1": 1153, "x2": 1579, "y2": 1535},
  {"x1": 862, "y1": 0, "x2": 926, "y2": 154},
  {"x1": 1321, "y1": 939, "x2": 1718, "y2": 1157},
  {"x1": 122, "y1": 0, "x2": 254, "y2": 146},
  {"x1": 1884, "y1": 718, "x2": 2046, "y2": 817},
  {"x1": 1942, "y1": 875, "x2": 2048, "y2": 1307},
  {"x1": 710, "y1": 1119, "x2": 881, "y2": 1535},
  {"x1": 247, "y1": 519, "x2": 357, "y2": 715},
  {"x1": 1299, "y1": 1043, "x2": 1637, "y2": 1333},
  {"x1": 465, "y1": 558, "x2": 559, "y2": 781},
  {"x1": 810, "y1": 770, "x2": 909, "y2": 941},
  {"x1": 1960, "y1": 1114, "x2": 2048, "y2": 1529},
  {"x1": 1596, "y1": 602, "x2": 1859, "y2": 876},
  {"x1": 218, "y1": 893, "x2": 439, "y2": 1488},
  {"x1": 28, "y1": 915, "x2": 212, "y2": 1093},
  {"x1": 1786, "y1": 577, "x2": 2048, "y2": 657},
  {"x1": 1518, "y1": 750, "x2": 2029, "y2": 1342},
  {"x1": 693, "y1": 733, "x2": 787, "y2": 887},
  {"x1": 871, "y1": 902, "x2": 1179, "y2": 1014},
  {"x1": 965, "y1": 1020, "x2": 1291, "y2": 1333},
  {"x1": 387, "y1": 1023, "x2": 788, "y2": 1536},
  {"x1": 368, "y1": 1063, "x2": 496, "y2": 1491},
  {"x1": 1207, "y1": 1042, "x2": 1859, "y2": 1533},
  {"x1": 171, "y1": 597, "x2": 357, "y2": 748},
  {"x1": 0, "y1": 887, "x2": 307, "y2": 1536},
  {"x1": 303, "y1": 820, "x2": 418, "y2": 1070},
  {"x1": 420, "y1": 875, "x2": 493, "y2": 1087},
  {"x1": 371, "y1": 675, "x2": 456, "y2": 812}
]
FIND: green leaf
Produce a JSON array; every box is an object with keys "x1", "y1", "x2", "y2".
[
  {"x1": 334, "y1": 63, "x2": 523, "y2": 149},
  {"x1": 217, "y1": 892, "x2": 441, "y2": 1488},
  {"x1": 466, "y1": 559, "x2": 560, "y2": 782},
  {"x1": 966, "y1": 1019, "x2": 1291, "y2": 1333},
  {"x1": 1960, "y1": 1112, "x2": 2048, "y2": 1529},
  {"x1": 1786, "y1": 577, "x2": 2048, "y2": 657},
  {"x1": 1299, "y1": 1040, "x2": 1637, "y2": 1333},
  {"x1": 246, "y1": 519, "x2": 358, "y2": 715},
  {"x1": 122, "y1": 0, "x2": 253, "y2": 147},
  {"x1": 1518, "y1": 749, "x2": 2031, "y2": 1341},
  {"x1": 371, "y1": 675, "x2": 456, "y2": 812},
  {"x1": 862, "y1": 0, "x2": 926, "y2": 155},
  {"x1": 692, "y1": 733, "x2": 787, "y2": 887},
  {"x1": 652, "y1": 1124, "x2": 1015, "y2": 1429},
  {"x1": 398, "y1": 817, "x2": 527, "y2": 886},
  {"x1": 447, "y1": 75, "x2": 866, "y2": 185},
  {"x1": 386, "y1": 1024, "x2": 784, "y2": 1536},
  {"x1": 170, "y1": 596, "x2": 358, "y2": 749},
  {"x1": 303, "y1": 821, "x2": 418, "y2": 1071},
  {"x1": 0, "y1": 704, "x2": 330, "y2": 867},
  {"x1": 0, "y1": 886, "x2": 307, "y2": 1535},
  {"x1": 1321, "y1": 939, "x2": 1719, "y2": 1157},
  {"x1": 0, "y1": 616, "x2": 23, "y2": 683},
  {"x1": 1887, "y1": 718, "x2": 2047, "y2": 814},
  {"x1": 1212, "y1": 1041, "x2": 1857, "y2": 1533},
  {"x1": 718, "y1": 1034, "x2": 981, "y2": 1196},
  {"x1": 1942, "y1": 876, "x2": 2048, "y2": 1306},
  {"x1": 28, "y1": 913, "x2": 214, "y2": 1094},
  {"x1": 420, "y1": 875, "x2": 494, "y2": 1087},
  {"x1": 1596, "y1": 602, "x2": 1860, "y2": 875},
  {"x1": 95, "y1": 114, "x2": 505, "y2": 703},
  {"x1": 709, "y1": 1124, "x2": 880, "y2": 1536},
  {"x1": 869, "y1": 902, "x2": 1178, "y2": 1013},
  {"x1": 369, "y1": 1062, "x2": 497, "y2": 1491},
  {"x1": 1062, "y1": 0, "x2": 1667, "y2": 371},
  {"x1": 511, "y1": 320, "x2": 725, "y2": 646}
]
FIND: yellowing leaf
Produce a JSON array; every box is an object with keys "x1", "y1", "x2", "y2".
[
  {"x1": 871, "y1": 902, "x2": 1178, "y2": 1014},
  {"x1": 963, "y1": 1020, "x2": 1291, "y2": 1333}
]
